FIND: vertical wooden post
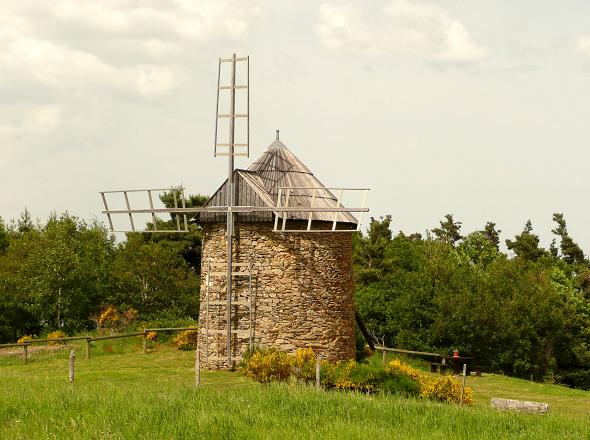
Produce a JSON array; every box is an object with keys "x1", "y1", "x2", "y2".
[
  {"x1": 460, "y1": 363, "x2": 467, "y2": 406},
  {"x1": 196, "y1": 349, "x2": 201, "y2": 387},
  {"x1": 86, "y1": 338, "x2": 91, "y2": 360},
  {"x1": 382, "y1": 349, "x2": 386, "y2": 366},
  {"x1": 69, "y1": 350, "x2": 76, "y2": 384},
  {"x1": 315, "y1": 355, "x2": 322, "y2": 389},
  {"x1": 143, "y1": 329, "x2": 147, "y2": 354},
  {"x1": 23, "y1": 344, "x2": 28, "y2": 365}
]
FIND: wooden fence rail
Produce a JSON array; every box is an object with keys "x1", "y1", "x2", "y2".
[
  {"x1": 375, "y1": 345, "x2": 442, "y2": 359},
  {"x1": 0, "y1": 342, "x2": 30, "y2": 348},
  {"x1": 26, "y1": 336, "x2": 92, "y2": 344},
  {"x1": 144, "y1": 327, "x2": 196, "y2": 332},
  {"x1": 1, "y1": 327, "x2": 197, "y2": 364}
]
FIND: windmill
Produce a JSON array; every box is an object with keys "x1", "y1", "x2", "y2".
[{"x1": 99, "y1": 54, "x2": 370, "y2": 368}]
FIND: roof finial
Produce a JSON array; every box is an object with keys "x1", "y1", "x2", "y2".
[{"x1": 276, "y1": 129, "x2": 280, "y2": 140}]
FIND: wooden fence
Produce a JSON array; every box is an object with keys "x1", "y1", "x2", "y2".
[{"x1": 0, "y1": 327, "x2": 197, "y2": 364}]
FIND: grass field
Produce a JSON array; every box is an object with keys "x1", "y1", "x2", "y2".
[{"x1": 1, "y1": 342, "x2": 589, "y2": 439}]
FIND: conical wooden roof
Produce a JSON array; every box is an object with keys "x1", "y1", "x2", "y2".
[{"x1": 201, "y1": 139, "x2": 357, "y2": 225}]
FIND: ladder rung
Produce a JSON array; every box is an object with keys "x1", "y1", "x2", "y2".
[
  {"x1": 208, "y1": 271, "x2": 251, "y2": 276},
  {"x1": 206, "y1": 329, "x2": 250, "y2": 336},
  {"x1": 208, "y1": 262, "x2": 250, "y2": 267},
  {"x1": 217, "y1": 114, "x2": 248, "y2": 118},
  {"x1": 216, "y1": 143, "x2": 248, "y2": 147},
  {"x1": 208, "y1": 300, "x2": 250, "y2": 306},
  {"x1": 215, "y1": 153, "x2": 249, "y2": 157},
  {"x1": 220, "y1": 57, "x2": 248, "y2": 62},
  {"x1": 218, "y1": 85, "x2": 248, "y2": 90}
]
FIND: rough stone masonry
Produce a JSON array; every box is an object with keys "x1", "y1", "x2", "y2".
[{"x1": 198, "y1": 223, "x2": 355, "y2": 369}]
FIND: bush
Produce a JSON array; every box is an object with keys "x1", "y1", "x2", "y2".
[
  {"x1": 561, "y1": 369, "x2": 590, "y2": 390},
  {"x1": 323, "y1": 361, "x2": 420, "y2": 396},
  {"x1": 385, "y1": 358, "x2": 422, "y2": 381},
  {"x1": 17, "y1": 335, "x2": 33, "y2": 344},
  {"x1": 47, "y1": 330, "x2": 66, "y2": 345},
  {"x1": 173, "y1": 327, "x2": 199, "y2": 350},
  {"x1": 419, "y1": 375, "x2": 473, "y2": 404},
  {"x1": 241, "y1": 347, "x2": 292, "y2": 383},
  {"x1": 386, "y1": 358, "x2": 472, "y2": 404},
  {"x1": 291, "y1": 347, "x2": 317, "y2": 382}
]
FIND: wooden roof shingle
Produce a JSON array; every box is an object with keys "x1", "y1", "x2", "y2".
[{"x1": 200, "y1": 139, "x2": 357, "y2": 225}]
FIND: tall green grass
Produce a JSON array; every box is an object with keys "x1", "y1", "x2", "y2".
[{"x1": 1, "y1": 345, "x2": 589, "y2": 439}]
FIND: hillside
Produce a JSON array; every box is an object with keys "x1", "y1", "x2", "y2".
[{"x1": 1, "y1": 344, "x2": 588, "y2": 439}]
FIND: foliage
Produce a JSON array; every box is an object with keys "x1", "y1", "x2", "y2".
[
  {"x1": 173, "y1": 327, "x2": 199, "y2": 350},
  {"x1": 431, "y1": 214, "x2": 462, "y2": 246},
  {"x1": 354, "y1": 214, "x2": 590, "y2": 389},
  {"x1": 47, "y1": 330, "x2": 66, "y2": 345},
  {"x1": 240, "y1": 347, "x2": 292, "y2": 383},
  {"x1": 0, "y1": 205, "x2": 201, "y2": 344},
  {"x1": 291, "y1": 347, "x2": 317, "y2": 381},
  {"x1": 419, "y1": 375, "x2": 473, "y2": 404},
  {"x1": 146, "y1": 331, "x2": 158, "y2": 342},
  {"x1": 16, "y1": 335, "x2": 32, "y2": 344},
  {"x1": 386, "y1": 358, "x2": 473, "y2": 404}
]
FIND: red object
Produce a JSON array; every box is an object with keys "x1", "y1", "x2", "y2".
[{"x1": 453, "y1": 351, "x2": 459, "y2": 358}]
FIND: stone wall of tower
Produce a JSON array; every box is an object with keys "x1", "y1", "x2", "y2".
[{"x1": 197, "y1": 223, "x2": 356, "y2": 369}]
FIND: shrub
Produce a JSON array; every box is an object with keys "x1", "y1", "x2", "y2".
[
  {"x1": 291, "y1": 347, "x2": 317, "y2": 382},
  {"x1": 97, "y1": 306, "x2": 120, "y2": 329},
  {"x1": 419, "y1": 375, "x2": 473, "y2": 404},
  {"x1": 146, "y1": 331, "x2": 157, "y2": 342},
  {"x1": 173, "y1": 327, "x2": 199, "y2": 350},
  {"x1": 47, "y1": 330, "x2": 66, "y2": 345},
  {"x1": 387, "y1": 357, "x2": 472, "y2": 404},
  {"x1": 241, "y1": 347, "x2": 292, "y2": 383},
  {"x1": 121, "y1": 308, "x2": 138, "y2": 326},
  {"x1": 17, "y1": 335, "x2": 32, "y2": 344},
  {"x1": 386, "y1": 358, "x2": 422, "y2": 381},
  {"x1": 324, "y1": 361, "x2": 419, "y2": 396}
]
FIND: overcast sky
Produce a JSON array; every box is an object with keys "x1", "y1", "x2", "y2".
[{"x1": 1, "y1": 0, "x2": 589, "y2": 252}]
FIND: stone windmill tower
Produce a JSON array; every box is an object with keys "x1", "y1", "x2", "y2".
[
  {"x1": 99, "y1": 54, "x2": 369, "y2": 370},
  {"x1": 198, "y1": 133, "x2": 367, "y2": 369}
]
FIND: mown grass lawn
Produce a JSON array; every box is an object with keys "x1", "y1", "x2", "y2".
[{"x1": 1, "y1": 343, "x2": 589, "y2": 439}]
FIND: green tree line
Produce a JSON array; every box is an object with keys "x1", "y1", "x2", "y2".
[
  {"x1": 354, "y1": 214, "x2": 590, "y2": 389},
  {"x1": 1, "y1": 201, "x2": 589, "y2": 389},
  {"x1": 0, "y1": 202, "x2": 202, "y2": 340}
]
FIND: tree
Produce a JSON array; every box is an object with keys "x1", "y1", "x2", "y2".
[
  {"x1": 0, "y1": 217, "x2": 9, "y2": 253},
  {"x1": 431, "y1": 214, "x2": 462, "y2": 245},
  {"x1": 551, "y1": 213, "x2": 586, "y2": 266},
  {"x1": 506, "y1": 220, "x2": 546, "y2": 261},
  {"x1": 17, "y1": 208, "x2": 33, "y2": 233},
  {"x1": 17, "y1": 215, "x2": 115, "y2": 332},
  {"x1": 141, "y1": 189, "x2": 208, "y2": 272},
  {"x1": 109, "y1": 235, "x2": 199, "y2": 318},
  {"x1": 353, "y1": 216, "x2": 394, "y2": 283},
  {"x1": 457, "y1": 231, "x2": 499, "y2": 268},
  {"x1": 481, "y1": 221, "x2": 501, "y2": 251}
]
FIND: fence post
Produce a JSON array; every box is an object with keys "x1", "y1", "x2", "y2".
[
  {"x1": 69, "y1": 350, "x2": 76, "y2": 384},
  {"x1": 86, "y1": 338, "x2": 91, "y2": 360},
  {"x1": 316, "y1": 355, "x2": 322, "y2": 390},
  {"x1": 23, "y1": 344, "x2": 28, "y2": 365},
  {"x1": 143, "y1": 329, "x2": 147, "y2": 354},
  {"x1": 460, "y1": 363, "x2": 467, "y2": 406},
  {"x1": 382, "y1": 348, "x2": 386, "y2": 366},
  {"x1": 196, "y1": 349, "x2": 201, "y2": 387}
]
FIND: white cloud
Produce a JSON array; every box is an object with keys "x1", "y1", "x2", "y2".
[
  {"x1": 22, "y1": 104, "x2": 61, "y2": 134},
  {"x1": 576, "y1": 36, "x2": 590, "y2": 57},
  {"x1": 0, "y1": 1, "x2": 262, "y2": 99},
  {"x1": 317, "y1": 0, "x2": 487, "y2": 63}
]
